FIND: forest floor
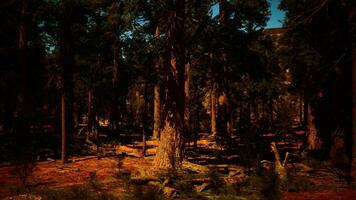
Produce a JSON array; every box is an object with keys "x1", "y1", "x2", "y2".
[{"x1": 1, "y1": 134, "x2": 356, "y2": 199}]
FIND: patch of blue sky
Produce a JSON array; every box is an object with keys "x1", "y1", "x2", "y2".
[{"x1": 211, "y1": 0, "x2": 285, "y2": 28}]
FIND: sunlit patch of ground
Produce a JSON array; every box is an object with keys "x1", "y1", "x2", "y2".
[
  {"x1": 283, "y1": 190, "x2": 356, "y2": 200},
  {"x1": 0, "y1": 155, "x2": 152, "y2": 198},
  {"x1": 1, "y1": 135, "x2": 356, "y2": 199}
]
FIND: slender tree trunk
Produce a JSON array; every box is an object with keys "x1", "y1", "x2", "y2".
[
  {"x1": 17, "y1": 0, "x2": 29, "y2": 120},
  {"x1": 211, "y1": 81, "x2": 217, "y2": 135},
  {"x1": 184, "y1": 50, "x2": 191, "y2": 141},
  {"x1": 352, "y1": 47, "x2": 356, "y2": 178},
  {"x1": 61, "y1": 94, "x2": 67, "y2": 163},
  {"x1": 268, "y1": 100, "x2": 273, "y2": 129},
  {"x1": 142, "y1": 79, "x2": 148, "y2": 157},
  {"x1": 153, "y1": 26, "x2": 161, "y2": 140},
  {"x1": 216, "y1": 0, "x2": 232, "y2": 141},
  {"x1": 59, "y1": 0, "x2": 74, "y2": 163},
  {"x1": 306, "y1": 100, "x2": 320, "y2": 151},
  {"x1": 87, "y1": 88, "x2": 93, "y2": 140},
  {"x1": 303, "y1": 93, "x2": 308, "y2": 129},
  {"x1": 299, "y1": 93, "x2": 303, "y2": 125},
  {"x1": 111, "y1": 36, "x2": 120, "y2": 134}
]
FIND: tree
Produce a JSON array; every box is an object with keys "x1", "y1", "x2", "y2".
[
  {"x1": 59, "y1": 0, "x2": 75, "y2": 163},
  {"x1": 280, "y1": 0, "x2": 354, "y2": 173},
  {"x1": 153, "y1": 0, "x2": 186, "y2": 169},
  {"x1": 153, "y1": 26, "x2": 161, "y2": 140}
]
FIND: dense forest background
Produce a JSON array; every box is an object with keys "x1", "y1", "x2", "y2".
[{"x1": 0, "y1": 0, "x2": 355, "y2": 199}]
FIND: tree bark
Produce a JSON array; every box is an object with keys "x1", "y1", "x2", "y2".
[
  {"x1": 61, "y1": 94, "x2": 67, "y2": 163},
  {"x1": 211, "y1": 81, "x2": 217, "y2": 135},
  {"x1": 299, "y1": 93, "x2": 304, "y2": 125},
  {"x1": 17, "y1": 0, "x2": 29, "y2": 121},
  {"x1": 59, "y1": 0, "x2": 74, "y2": 163},
  {"x1": 153, "y1": 26, "x2": 161, "y2": 140},
  {"x1": 142, "y1": 80, "x2": 148, "y2": 157},
  {"x1": 306, "y1": 100, "x2": 321, "y2": 151},
  {"x1": 154, "y1": 1, "x2": 186, "y2": 169},
  {"x1": 184, "y1": 50, "x2": 191, "y2": 140},
  {"x1": 352, "y1": 46, "x2": 356, "y2": 178},
  {"x1": 87, "y1": 88, "x2": 94, "y2": 139},
  {"x1": 349, "y1": 0, "x2": 356, "y2": 179},
  {"x1": 111, "y1": 36, "x2": 119, "y2": 133}
]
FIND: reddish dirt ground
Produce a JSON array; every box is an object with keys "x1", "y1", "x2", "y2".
[
  {"x1": 283, "y1": 190, "x2": 356, "y2": 200},
  {"x1": 0, "y1": 156, "x2": 152, "y2": 198}
]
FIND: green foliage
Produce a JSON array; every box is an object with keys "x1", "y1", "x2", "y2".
[
  {"x1": 128, "y1": 185, "x2": 166, "y2": 200},
  {"x1": 207, "y1": 168, "x2": 224, "y2": 194},
  {"x1": 10, "y1": 184, "x2": 116, "y2": 200}
]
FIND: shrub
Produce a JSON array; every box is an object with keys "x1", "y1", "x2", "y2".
[{"x1": 129, "y1": 185, "x2": 165, "y2": 200}]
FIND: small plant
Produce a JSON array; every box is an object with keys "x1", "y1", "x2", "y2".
[
  {"x1": 174, "y1": 179, "x2": 197, "y2": 198},
  {"x1": 129, "y1": 185, "x2": 165, "y2": 200},
  {"x1": 88, "y1": 171, "x2": 103, "y2": 190},
  {"x1": 207, "y1": 168, "x2": 224, "y2": 194},
  {"x1": 12, "y1": 160, "x2": 36, "y2": 187},
  {"x1": 286, "y1": 170, "x2": 314, "y2": 192},
  {"x1": 38, "y1": 185, "x2": 115, "y2": 200}
]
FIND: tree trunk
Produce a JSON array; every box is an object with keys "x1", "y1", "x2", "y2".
[
  {"x1": 211, "y1": 81, "x2": 217, "y2": 135},
  {"x1": 349, "y1": 0, "x2": 356, "y2": 179},
  {"x1": 142, "y1": 79, "x2": 148, "y2": 157},
  {"x1": 299, "y1": 93, "x2": 304, "y2": 125},
  {"x1": 59, "y1": 0, "x2": 74, "y2": 163},
  {"x1": 111, "y1": 35, "x2": 120, "y2": 134},
  {"x1": 352, "y1": 47, "x2": 356, "y2": 178},
  {"x1": 87, "y1": 89, "x2": 94, "y2": 140},
  {"x1": 153, "y1": 26, "x2": 161, "y2": 140},
  {"x1": 184, "y1": 50, "x2": 191, "y2": 140},
  {"x1": 154, "y1": 2, "x2": 186, "y2": 169},
  {"x1": 17, "y1": 0, "x2": 29, "y2": 122},
  {"x1": 306, "y1": 100, "x2": 321, "y2": 151},
  {"x1": 61, "y1": 94, "x2": 67, "y2": 163},
  {"x1": 216, "y1": 0, "x2": 232, "y2": 141},
  {"x1": 269, "y1": 99, "x2": 273, "y2": 129},
  {"x1": 303, "y1": 93, "x2": 308, "y2": 129}
]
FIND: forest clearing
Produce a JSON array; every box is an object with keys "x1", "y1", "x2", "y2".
[{"x1": 1, "y1": 0, "x2": 356, "y2": 199}]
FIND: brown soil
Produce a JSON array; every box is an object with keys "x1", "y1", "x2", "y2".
[{"x1": 0, "y1": 156, "x2": 152, "y2": 198}]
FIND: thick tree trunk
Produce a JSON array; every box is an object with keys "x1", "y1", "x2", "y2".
[
  {"x1": 154, "y1": 2, "x2": 186, "y2": 169},
  {"x1": 153, "y1": 27, "x2": 161, "y2": 140}
]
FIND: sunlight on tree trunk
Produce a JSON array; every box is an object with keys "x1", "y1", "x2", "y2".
[
  {"x1": 154, "y1": 3, "x2": 186, "y2": 167},
  {"x1": 153, "y1": 26, "x2": 161, "y2": 140},
  {"x1": 211, "y1": 81, "x2": 217, "y2": 136}
]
